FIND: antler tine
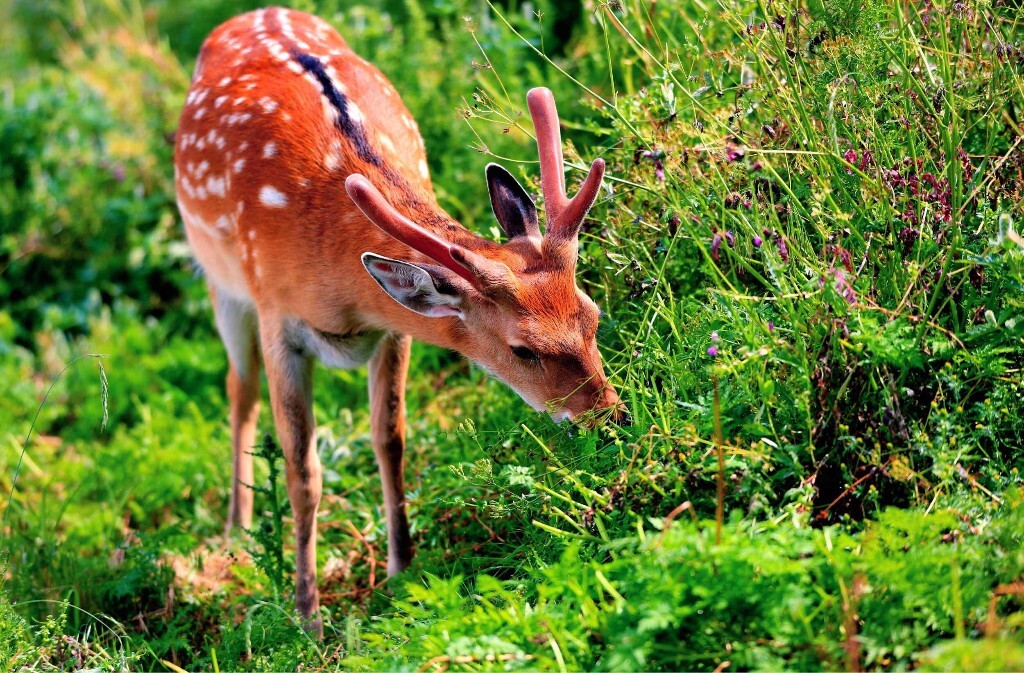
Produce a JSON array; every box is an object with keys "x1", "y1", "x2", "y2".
[
  {"x1": 526, "y1": 88, "x2": 605, "y2": 242},
  {"x1": 527, "y1": 87, "x2": 569, "y2": 228},
  {"x1": 346, "y1": 174, "x2": 482, "y2": 288},
  {"x1": 559, "y1": 157, "x2": 605, "y2": 235}
]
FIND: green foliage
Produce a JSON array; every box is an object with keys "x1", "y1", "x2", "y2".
[
  {"x1": 247, "y1": 434, "x2": 293, "y2": 599},
  {"x1": 2, "y1": 0, "x2": 1023, "y2": 670}
]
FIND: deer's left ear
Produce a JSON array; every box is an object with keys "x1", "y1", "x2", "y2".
[
  {"x1": 486, "y1": 163, "x2": 540, "y2": 240},
  {"x1": 361, "y1": 253, "x2": 467, "y2": 319}
]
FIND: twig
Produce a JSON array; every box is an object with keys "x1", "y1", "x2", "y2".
[{"x1": 343, "y1": 520, "x2": 379, "y2": 589}]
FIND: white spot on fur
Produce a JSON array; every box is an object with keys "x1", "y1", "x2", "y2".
[
  {"x1": 180, "y1": 175, "x2": 196, "y2": 198},
  {"x1": 214, "y1": 214, "x2": 233, "y2": 232},
  {"x1": 206, "y1": 174, "x2": 226, "y2": 198},
  {"x1": 233, "y1": 158, "x2": 246, "y2": 174},
  {"x1": 302, "y1": 72, "x2": 321, "y2": 91},
  {"x1": 379, "y1": 133, "x2": 396, "y2": 155},
  {"x1": 193, "y1": 107, "x2": 206, "y2": 120},
  {"x1": 259, "y1": 185, "x2": 287, "y2": 207},
  {"x1": 219, "y1": 77, "x2": 232, "y2": 86},
  {"x1": 234, "y1": 97, "x2": 247, "y2": 106},
  {"x1": 321, "y1": 98, "x2": 337, "y2": 125},
  {"x1": 215, "y1": 95, "x2": 228, "y2": 108},
  {"x1": 418, "y1": 159, "x2": 429, "y2": 179},
  {"x1": 325, "y1": 66, "x2": 347, "y2": 94},
  {"x1": 263, "y1": 142, "x2": 277, "y2": 158},
  {"x1": 179, "y1": 202, "x2": 224, "y2": 239},
  {"x1": 196, "y1": 160, "x2": 210, "y2": 178},
  {"x1": 347, "y1": 101, "x2": 365, "y2": 123},
  {"x1": 324, "y1": 150, "x2": 340, "y2": 171},
  {"x1": 259, "y1": 96, "x2": 278, "y2": 113}
]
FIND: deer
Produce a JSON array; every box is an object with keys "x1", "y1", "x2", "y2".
[{"x1": 174, "y1": 7, "x2": 624, "y2": 633}]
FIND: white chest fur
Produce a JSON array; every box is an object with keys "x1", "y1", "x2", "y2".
[{"x1": 288, "y1": 320, "x2": 384, "y2": 369}]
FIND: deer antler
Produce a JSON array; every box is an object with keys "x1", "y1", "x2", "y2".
[
  {"x1": 526, "y1": 87, "x2": 605, "y2": 242},
  {"x1": 345, "y1": 174, "x2": 507, "y2": 290}
]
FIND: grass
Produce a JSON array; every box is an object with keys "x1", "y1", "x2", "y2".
[{"x1": 2, "y1": 0, "x2": 1024, "y2": 670}]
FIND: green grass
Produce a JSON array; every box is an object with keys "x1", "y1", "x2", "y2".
[{"x1": 2, "y1": 0, "x2": 1024, "y2": 670}]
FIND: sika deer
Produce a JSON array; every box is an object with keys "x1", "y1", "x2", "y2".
[{"x1": 174, "y1": 7, "x2": 623, "y2": 632}]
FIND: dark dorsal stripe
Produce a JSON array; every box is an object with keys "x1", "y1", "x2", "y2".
[
  {"x1": 289, "y1": 49, "x2": 472, "y2": 245},
  {"x1": 292, "y1": 50, "x2": 381, "y2": 168}
]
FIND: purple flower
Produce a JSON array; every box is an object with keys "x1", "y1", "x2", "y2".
[
  {"x1": 834, "y1": 269, "x2": 856, "y2": 305},
  {"x1": 724, "y1": 231, "x2": 735, "y2": 247},
  {"x1": 725, "y1": 144, "x2": 745, "y2": 162},
  {"x1": 776, "y1": 235, "x2": 790, "y2": 262},
  {"x1": 707, "y1": 346, "x2": 718, "y2": 357},
  {"x1": 753, "y1": 235, "x2": 763, "y2": 247},
  {"x1": 711, "y1": 331, "x2": 720, "y2": 341},
  {"x1": 711, "y1": 233, "x2": 723, "y2": 260}
]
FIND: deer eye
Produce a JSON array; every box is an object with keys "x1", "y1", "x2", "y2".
[{"x1": 510, "y1": 345, "x2": 540, "y2": 362}]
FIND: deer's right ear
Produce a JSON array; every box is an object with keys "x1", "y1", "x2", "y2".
[
  {"x1": 486, "y1": 163, "x2": 540, "y2": 240},
  {"x1": 361, "y1": 252, "x2": 466, "y2": 319}
]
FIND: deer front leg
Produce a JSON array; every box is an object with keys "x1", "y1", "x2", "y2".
[
  {"x1": 210, "y1": 285, "x2": 261, "y2": 531},
  {"x1": 261, "y1": 330, "x2": 323, "y2": 635},
  {"x1": 368, "y1": 333, "x2": 413, "y2": 575}
]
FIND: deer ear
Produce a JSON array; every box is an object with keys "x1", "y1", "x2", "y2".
[
  {"x1": 486, "y1": 163, "x2": 540, "y2": 240},
  {"x1": 361, "y1": 253, "x2": 465, "y2": 319}
]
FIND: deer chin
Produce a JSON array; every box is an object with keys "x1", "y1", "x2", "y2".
[{"x1": 548, "y1": 409, "x2": 573, "y2": 424}]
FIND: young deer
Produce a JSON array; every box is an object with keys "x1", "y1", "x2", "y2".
[{"x1": 174, "y1": 7, "x2": 623, "y2": 631}]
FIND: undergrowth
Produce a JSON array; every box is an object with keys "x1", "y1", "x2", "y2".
[{"x1": 2, "y1": 0, "x2": 1023, "y2": 671}]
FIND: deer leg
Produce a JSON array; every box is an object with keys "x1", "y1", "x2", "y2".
[
  {"x1": 368, "y1": 333, "x2": 413, "y2": 575},
  {"x1": 210, "y1": 285, "x2": 261, "y2": 530},
  {"x1": 261, "y1": 328, "x2": 323, "y2": 634}
]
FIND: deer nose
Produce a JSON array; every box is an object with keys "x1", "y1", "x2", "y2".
[
  {"x1": 610, "y1": 407, "x2": 632, "y2": 427},
  {"x1": 593, "y1": 381, "x2": 629, "y2": 426}
]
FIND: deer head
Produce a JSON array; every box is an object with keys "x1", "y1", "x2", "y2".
[{"x1": 347, "y1": 88, "x2": 623, "y2": 423}]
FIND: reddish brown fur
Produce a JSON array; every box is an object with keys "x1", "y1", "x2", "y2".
[{"x1": 175, "y1": 7, "x2": 622, "y2": 633}]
